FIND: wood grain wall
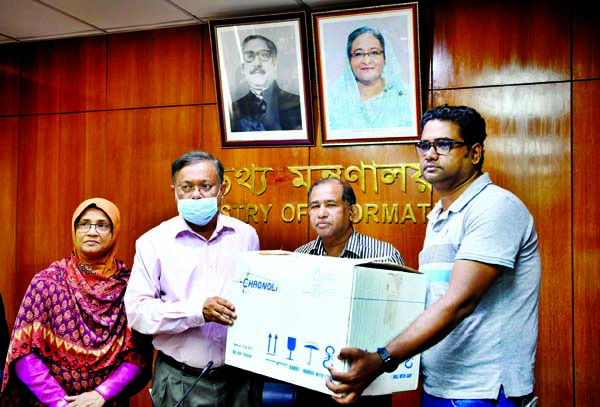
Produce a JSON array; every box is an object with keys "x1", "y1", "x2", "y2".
[{"x1": 0, "y1": 0, "x2": 598, "y2": 406}]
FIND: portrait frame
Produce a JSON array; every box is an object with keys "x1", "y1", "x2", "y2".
[
  {"x1": 313, "y1": 3, "x2": 421, "y2": 146},
  {"x1": 209, "y1": 12, "x2": 314, "y2": 148}
]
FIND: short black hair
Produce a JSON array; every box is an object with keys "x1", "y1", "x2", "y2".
[
  {"x1": 308, "y1": 178, "x2": 356, "y2": 207},
  {"x1": 171, "y1": 151, "x2": 224, "y2": 184},
  {"x1": 420, "y1": 104, "x2": 487, "y2": 170},
  {"x1": 420, "y1": 104, "x2": 487, "y2": 146}
]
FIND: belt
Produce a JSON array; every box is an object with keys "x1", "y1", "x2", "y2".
[{"x1": 158, "y1": 351, "x2": 231, "y2": 380}]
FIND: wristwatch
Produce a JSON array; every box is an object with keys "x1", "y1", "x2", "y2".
[{"x1": 377, "y1": 347, "x2": 400, "y2": 373}]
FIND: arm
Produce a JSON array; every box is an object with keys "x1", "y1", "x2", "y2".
[
  {"x1": 14, "y1": 353, "x2": 69, "y2": 407},
  {"x1": 326, "y1": 259, "x2": 502, "y2": 404},
  {"x1": 15, "y1": 328, "x2": 134, "y2": 407},
  {"x1": 93, "y1": 362, "x2": 141, "y2": 401},
  {"x1": 59, "y1": 355, "x2": 143, "y2": 406}
]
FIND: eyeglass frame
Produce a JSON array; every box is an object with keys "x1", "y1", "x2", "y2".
[
  {"x1": 350, "y1": 49, "x2": 384, "y2": 60},
  {"x1": 415, "y1": 138, "x2": 469, "y2": 156},
  {"x1": 75, "y1": 222, "x2": 112, "y2": 234},
  {"x1": 243, "y1": 50, "x2": 273, "y2": 63}
]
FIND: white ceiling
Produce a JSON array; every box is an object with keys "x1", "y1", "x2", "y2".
[{"x1": 0, "y1": 0, "x2": 367, "y2": 44}]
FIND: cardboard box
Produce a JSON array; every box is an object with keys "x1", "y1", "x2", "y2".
[{"x1": 225, "y1": 251, "x2": 426, "y2": 396}]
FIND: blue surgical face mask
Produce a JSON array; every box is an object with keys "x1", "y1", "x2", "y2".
[{"x1": 177, "y1": 196, "x2": 219, "y2": 226}]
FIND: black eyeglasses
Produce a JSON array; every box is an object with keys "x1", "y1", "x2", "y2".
[
  {"x1": 243, "y1": 50, "x2": 272, "y2": 63},
  {"x1": 415, "y1": 139, "x2": 468, "y2": 156}
]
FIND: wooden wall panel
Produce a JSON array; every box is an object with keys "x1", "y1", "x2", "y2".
[
  {"x1": 201, "y1": 24, "x2": 216, "y2": 105},
  {"x1": 432, "y1": 0, "x2": 570, "y2": 89},
  {"x1": 20, "y1": 36, "x2": 107, "y2": 115},
  {"x1": 573, "y1": 1, "x2": 600, "y2": 80},
  {"x1": 432, "y1": 84, "x2": 572, "y2": 406},
  {"x1": 107, "y1": 25, "x2": 204, "y2": 110},
  {"x1": 104, "y1": 106, "x2": 204, "y2": 266},
  {"x1": 0, "y1": 117, "x2": 19, "y2": 327},
  {"x1": 0, "y1": 45, "x2": 20, "y2": 117},
  {"x1": 16, "y1": 112, "x2": 106, "y2": 300},
  {"x1": 573, "y1": 80, "x2": 600, "y2": 407}
]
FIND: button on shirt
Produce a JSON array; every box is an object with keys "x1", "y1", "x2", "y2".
[
  {"x1": 124, "y1": 214, "x2": 259, "y2": 369},
  {"x1": 295, "y1": 230, "x2": 404, "y2": 265}
]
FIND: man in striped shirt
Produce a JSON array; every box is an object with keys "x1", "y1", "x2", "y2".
[
  {"x1": 295, "y1": 177, "x2": 404, "y2": 264},
  {"x1": 290, "y1": 177, "x2": 404, "y2": 407}
]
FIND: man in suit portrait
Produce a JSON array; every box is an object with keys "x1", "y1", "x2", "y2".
[{"x1": 231, "y1": 34, "x2": 302, "y2": 132}]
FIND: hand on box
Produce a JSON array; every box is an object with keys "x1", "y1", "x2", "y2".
[
  {"x1": 203, "y1": 296, "x2": 237, "y2": 326},
  {"x1": 325, "y1": 348, "x2": 383, "y2": 404}
]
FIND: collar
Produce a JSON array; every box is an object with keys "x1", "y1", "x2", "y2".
[
  {"x1": 305, "y1": 229, "x2": 363, "y2": 258},
  {"x1": 172, "y1": 213, "x2": 232, "y2": 241},
  {"x1": 428, "y1": 173, "x2": 492, "y2": 220},
  {"x1": 250, "y1": 81, "x2": 277, "y2": 102}
]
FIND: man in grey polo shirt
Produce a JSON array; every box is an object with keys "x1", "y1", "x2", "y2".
[{"x1": 326, "y1": 105, "x2": 540, "y2": 407}]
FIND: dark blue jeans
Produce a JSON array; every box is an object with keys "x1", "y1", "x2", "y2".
[{"x1": 422, "y1": 387, "x2": 535, "y2": 407}]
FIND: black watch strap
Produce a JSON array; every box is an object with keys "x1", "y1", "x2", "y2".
[{"x1": 377, "y1": 347, "x2": 400, "y2": 373}]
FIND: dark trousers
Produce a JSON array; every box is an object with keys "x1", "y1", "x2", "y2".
[{"x1": 151, "y1": 351, "x2": 262, "y2": 407}]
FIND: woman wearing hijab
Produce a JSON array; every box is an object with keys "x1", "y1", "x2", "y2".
[
  {"x1": 328, "y1": 26, "x2": 412, "y2": 130},
  {"x1": 0, "y1": 198, "x2": 152, "y2": 407}
]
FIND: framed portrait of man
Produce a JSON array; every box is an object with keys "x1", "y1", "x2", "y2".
[
  {"x1": 210, "y1": 12, "x2": 313, "y2": 147},
  {"x1": 313, "y1": 3, "x2": 421, "y2": 146}
]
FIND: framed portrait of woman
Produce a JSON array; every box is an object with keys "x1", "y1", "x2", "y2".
[
  {"x1": 209, "y1": 12, "x2": 313, "y2": 148},
  {"x1": 313, "y1": 3, "x2": 421, "y2": 146}
]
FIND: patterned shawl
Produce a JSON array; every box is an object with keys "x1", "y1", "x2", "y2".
[{"x1": 0, "y1": 198, "x2": 153, "y2": 406}]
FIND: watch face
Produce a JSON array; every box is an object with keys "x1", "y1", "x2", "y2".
[{"x1": 377, "y1": 347, "x2": 399, "y2": 373}]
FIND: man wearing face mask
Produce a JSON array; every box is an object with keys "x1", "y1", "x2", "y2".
[
  {"x1": 230, "y1": 34, "x2": 302, "y2": 132},
  {"x1": 125, "y1": 150, "x2": 262, "y2": 407}
]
